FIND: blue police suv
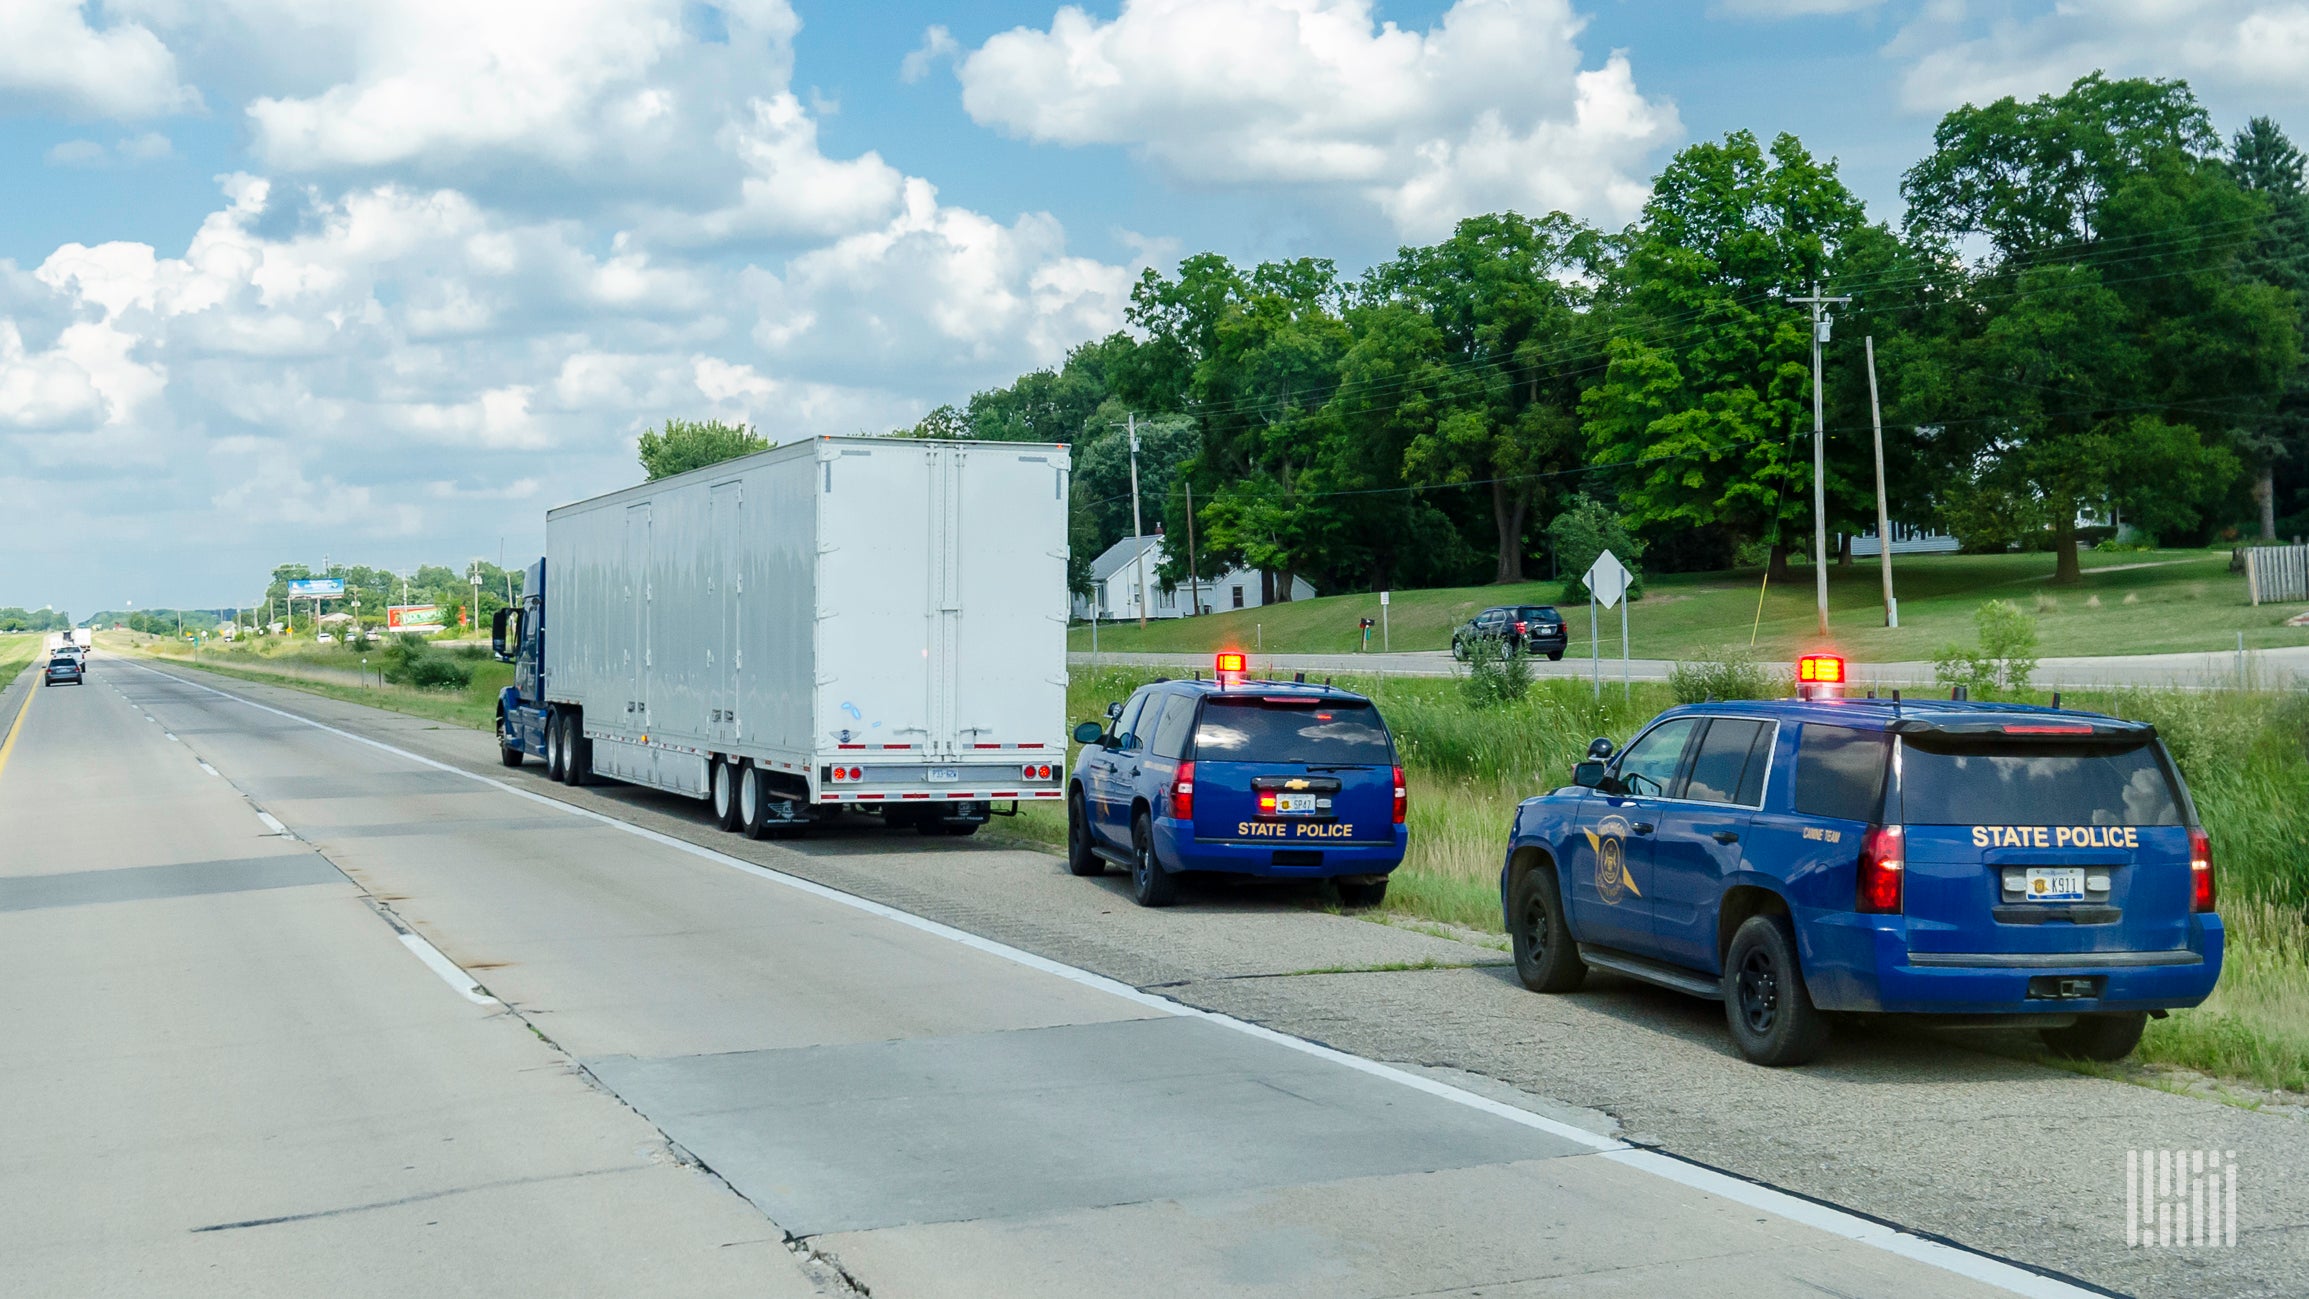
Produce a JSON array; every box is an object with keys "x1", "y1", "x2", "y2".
[
  {"x1": 1068, "y1": 654, "x2": 1408, "y2": 908},
  {"x1": 1501, "y1": 658, "x2": 2222, "y2": 1066}
]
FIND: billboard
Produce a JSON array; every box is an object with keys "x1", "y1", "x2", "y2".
[
  {"x1": 287, "y1": 578, "x2": 345, "y2": 599},
  {"x1": 387, "y1": 604, "x2": 445, "y2": 633}
]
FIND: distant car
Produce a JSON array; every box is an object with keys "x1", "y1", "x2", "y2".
[
  {"x1": 315, "y1": 633, "x2": 335, "y2": 643},
  {"x1": 1067, "y1": 655, "x2": 1407, "y2": 908},
  {"x1": 1499, "y1": 665, "x2": 2221, "y2": 1067},
  {"x1": 43, "y1": 655, "x2": 84, "y2": 686},
  {"x1": 1451, "y1": 605, "x2": 1567, "y2": 661}
]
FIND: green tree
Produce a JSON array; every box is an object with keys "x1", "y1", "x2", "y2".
[
  {"x1": 637, "y1": 419, "x2": 772, "y2": 480},
  {"x1": 2230, "y1": 116, "x2": 2309, "y2": 539},
  {"x1": 1583, "y1": 131, "x2": 1873, "y2": 579}
]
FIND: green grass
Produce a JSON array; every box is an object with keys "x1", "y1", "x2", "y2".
[
  {"x1": 1069, "y1": 548, "x2": 2309, "y2": 663},
  {"x1": 113, "y1": 631, "x2": 512, "y2": 731},
  {"x1": 0, "y1": 634, "x2": 45, "y2": 691}
]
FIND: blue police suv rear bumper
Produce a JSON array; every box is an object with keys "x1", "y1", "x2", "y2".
[
  {"x1": 1153, "y1": 816, "x2": 1406, "y2": 879},
  {"x1": 1803, "y1": 912, "x2": 2225, "y2": 1016}
]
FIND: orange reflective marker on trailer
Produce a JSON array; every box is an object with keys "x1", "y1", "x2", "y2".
[{"x1": 1795, "y1": 652, "x2": 1846, "y2": 700}]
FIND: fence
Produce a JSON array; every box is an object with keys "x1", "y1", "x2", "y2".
[{"x1": 2243, "y1": 544, "x2": 2309, "y2": 605}]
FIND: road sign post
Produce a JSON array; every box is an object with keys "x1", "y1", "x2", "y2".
[
  {"x1": 1583, "y1": 550, "x2": 1634, "y2": 703},
  {"x1": 1379, "y1": 590, "x2": 1390, "y2": 652}
]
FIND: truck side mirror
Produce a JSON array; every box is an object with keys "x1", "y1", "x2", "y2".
[
  {"x1": 491, "y1": 607, "x2": 517, "y2": 663},
  {"x1": 1073, "y1": 721, "x2": 1107, "y2": 746}
]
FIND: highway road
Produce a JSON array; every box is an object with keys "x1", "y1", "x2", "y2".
[{"x1": 3, "y1": 658, "x2": 2301, "y2": 1297}]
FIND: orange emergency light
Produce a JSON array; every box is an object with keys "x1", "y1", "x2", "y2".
[
  {"x1": 1795, "y1": 653, "x2": 1846, "y2": 700},
  {"x1": 1215, "y1": 651, "x2": 1248, "y2": 685}
]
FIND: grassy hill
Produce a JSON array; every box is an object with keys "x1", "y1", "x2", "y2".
[{"x1": 1069, "y1": 549, "x2": 2309, "y2": 662}]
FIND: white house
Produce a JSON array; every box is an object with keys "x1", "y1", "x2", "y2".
[
  {"x1": 1074, "y1": 534, "x2": 1318, "y2": 621},
  {"x1": 1849, "y1": 521, "x2": 1960, "y2": 557}
]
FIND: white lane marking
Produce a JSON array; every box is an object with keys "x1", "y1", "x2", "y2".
[
  {"x1": 398, "y1": 932, "x2": 498, "y2": 1005},
  {"x1": 164, "y1": 732, "x2": 179, "y2": 742},
  {"x1": 120, "y1": 661, "x2": 2093, "y2": 1298},
  {"x1": 255, "y1": 811, "x2": 291, "y2": 837},
  {"x1": 198, "y1": 761, "x2": 220, "y2": 777}
]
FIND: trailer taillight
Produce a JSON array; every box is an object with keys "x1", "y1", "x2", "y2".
[{"x1": 1022, "y1": 763, "x2": 1054, "y2": 781}]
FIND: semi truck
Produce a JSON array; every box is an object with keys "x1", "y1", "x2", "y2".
[{"x1": 493, "y1": 435, "x2": 1073, "y2": 837}]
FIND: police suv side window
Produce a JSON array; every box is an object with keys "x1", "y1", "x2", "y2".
[
  {"x1": 1793, "y1": 724, "x2": 1891, "y2": 822},
  {"x1": 1615, "y1": 717, "x2": 1700, "y2": 798},
  {"x1": 1111, "y1": 693, "x2": 1150, "y2": 750},
  {"x1": 1127, "y1": 694, "x2": 1170, "y2": 753},
  {"x1": 1682, "y1": 719, "x2": 1772, "y2": 807},
  {"x1": 1150, "y1": 694, "x2": 1197, "y2": 760}
]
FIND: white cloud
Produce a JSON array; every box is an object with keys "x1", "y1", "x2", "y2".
[
  {"x1": 1889, "y1": 1, "x2": 2309, "y2": 114},
  {"x1": 0, "y1": 0, "x2": 198, "y2": 119},
  {"x1": 44, "y1": 132, "x2": 175, "y2": 169},
  {"x1": 955, "y1": 0, "x2": 1679, "y2": 237},
  {"x1": 901, "y1": 25, "x2": 960, "y2": 83}
]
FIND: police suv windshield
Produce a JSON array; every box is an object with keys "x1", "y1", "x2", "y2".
[
  {"x1": 1191, "y1": 697, "x2": 1394, "y2": 765},
  {"x1": 1898, "y1": 736, "x2": 2183, "y2": 827}
]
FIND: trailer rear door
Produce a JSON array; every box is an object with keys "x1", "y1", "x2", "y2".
[{"x1": 951, "y1": 445, "x2": 1069, "y2": 752}]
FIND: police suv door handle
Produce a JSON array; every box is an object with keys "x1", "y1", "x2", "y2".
[
  {"x1": 1712, "y1": 830, "x2": 1740, "y2": 844},
  {"x1": 1632, "y1": 821, "x2": 1655, "y2": 835}
]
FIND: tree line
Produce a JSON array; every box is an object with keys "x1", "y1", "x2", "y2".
[{"x1": 881, "y1": 74, "x2": 2305, "y2": 599}]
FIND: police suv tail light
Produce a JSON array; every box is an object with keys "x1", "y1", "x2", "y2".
[
  {"x1": 1392, "y1": 766, "x2": 1407, "y2": 824},
  {"x1": 2190, "y1": 827, "x2": 2216, "y2": 913},
  {"x1": 1857, "y1": 824, "x2": 1904, "y2": 914},
  {"x1": 1170, "y1": 762, "x2": 1195, "y2": 819}
]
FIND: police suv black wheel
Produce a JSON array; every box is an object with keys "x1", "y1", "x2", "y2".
[
  {"x1": 1451, "y1": 637, "x2": 1469, "y2": 662},
  {"x1": 497, "y1": 713, "x2": 523, "y2": 767},
  {"x1": 712, "y1": 760, "x2": 740, "y2": 831},
  {"x1": 1130, "y1": 811, "x2": 1179, "y2": 907},
  {"x1": 1336, "y1": 877, "x2": 1388, "y2": 908},
  {"x1": 1065, "y1": 791, "x2": 1103, "y2": 876},
  {"x1": 1547, "y1": 651, "x2": 1564, "y2": 662},
  {"x1": 1510, "y1": 863, "x2": 1585, "y2": 993},
  {"x1": 2040, "y1": 1012, "x2": 2148, "y2": 1062},
  {"x1": 1723, "y1": 914, "x2": 1830, "y2": 1066}
]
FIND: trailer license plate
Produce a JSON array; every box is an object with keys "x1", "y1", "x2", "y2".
[
  {"x1": 1274, "y1": 793, "x2": 1316, "y2": 815},
  {"x1": 926, "y1": 768, "x2": 959, "y2": 783},
  {"x1": 2023, "y1": 867, "x2": 2087, "y2": 902}
]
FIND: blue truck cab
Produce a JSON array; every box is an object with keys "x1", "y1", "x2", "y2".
[
  {"x1": 1067, "y1": 661, "x2": 1407, "y2": 908},
  {"x1": 1501, "y1": 688, "x2": 2222, "y2": 1066},
  {"x1": 491, "y1": 558, "x2": 557, "y2": 773}
]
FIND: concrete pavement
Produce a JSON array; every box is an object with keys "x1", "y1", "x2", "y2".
[{"x1": 0, "y1": 657, "x2": 2084, "y2": 1297}]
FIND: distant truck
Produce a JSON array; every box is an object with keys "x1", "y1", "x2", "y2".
[{"x1": 495, "y1": 436, "x2": 1073, "y2": 837}]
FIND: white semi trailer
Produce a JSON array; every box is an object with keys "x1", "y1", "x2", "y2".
[{"x1": 495, "y1": 436, "x2": 1073, "y2": 836}]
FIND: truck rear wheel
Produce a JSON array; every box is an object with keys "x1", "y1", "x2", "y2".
[
  {"x1": 561, "y1": 715, "x2": 588, "y2": 787},
  {"x1": 711, "y1": 760, "x2": 740, "y2": 831},
  {"x1": 544, "y1": 712, "x2": 566, "y2": 781}
]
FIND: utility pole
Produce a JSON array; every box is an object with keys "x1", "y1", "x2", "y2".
[
  {"x1": 1866, "y1": 335, "x2": 1897, "y2": 628},
  {"x1": 1787, "y1": 282, "x2": 1850, "y2": 637},
  {"x1": 1183, "y1": 481, "x2": 1201, "y2": 616},
  {"x1": 1127, "y1": 412, "x2": 1148, "y2": 631}
]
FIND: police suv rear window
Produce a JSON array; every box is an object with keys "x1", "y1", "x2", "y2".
[
  {"x1": 1793, "y1": 724, "x2": 1890, "y2": 822},
  {"x1": 1897, "y1": 737, "x2": 2182, "y2": 827},
  {"x1": 1191, "y1": 698, "x2": 1392, "y2": 764}
]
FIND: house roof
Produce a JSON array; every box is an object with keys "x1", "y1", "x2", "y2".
[{"x1": 1088, "y1": 534, "x2": 1162, "y2": 583}]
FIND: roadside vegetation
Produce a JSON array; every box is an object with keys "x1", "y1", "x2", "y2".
[
  {"x1": 1068, "y1": 548, "x2": 2309, "y2": 662},
  {"x1": 0, "y1": 633, "x2": 45, "y2": 691},
  {"x1": 114, "y1": 630, "x2": 510, "y2": 730}
]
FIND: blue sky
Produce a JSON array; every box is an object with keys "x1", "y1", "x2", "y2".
[{"x1": 4, "y1": 0, "x2": 2307, "y2": 618}]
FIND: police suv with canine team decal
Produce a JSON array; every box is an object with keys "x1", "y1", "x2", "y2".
[
  {"x1": 1067, "y1": 653, "x2": 1408, "y2": 908},
  {"x1": 1500, "y1": 655, "x2": 2223, "y2": 1066}
]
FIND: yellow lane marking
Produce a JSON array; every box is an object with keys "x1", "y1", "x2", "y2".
[{"x1": 0, "y1": 678, "x2": 35, "y2": 785}]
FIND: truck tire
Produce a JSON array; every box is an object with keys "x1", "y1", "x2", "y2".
[
  {"x1": 1065, "y1": 791, "x2": 1103, "y2": 876},
  {"x1": 2040, "y1": 1012, "x2": 2148, "y2": 1062},
  {"x1": 562, "y1": 716, "x2": 588, "y2": 787},
  {"x1": 1723, "y1": 913, "x2": 1831, "y2": 1066},
  {"x1": 544, "y1": 711, "x2": 566, "y2": 781},
  {"x1": 1129, "y1": 810, "x2": 1179, "y2": 908},
  {"x1": 1509, "y1": 862, "x2": 1585, "y2": 993},
  {"x1": 711, "y1": 759, "x2": 740, "y2": 831},
  {"x1": 497, "y1": 712, "x2": 524, "y2": 768}
]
